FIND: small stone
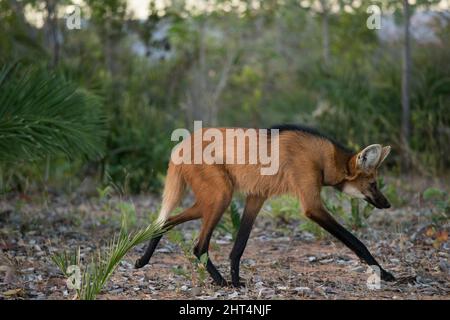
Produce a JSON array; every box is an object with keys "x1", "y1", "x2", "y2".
[
  {"x1": 293, "y1": 287, "x2": 311, "y2": 292},
  {"x1": 325, "y1": 287, "x2": 337, "y2": 294},
  {"x1": 439, "y1": 260, "x2": 448, "y2": 273},
  {"x1": 320, "y1": 258, "x2": 334, "y2": 264},
  {"x1": 244, "y1": 259, "x2": 256, "y2": 266},
  {"x1": 351, "y1": 266, "x2": 365, "y2": 273},
  {"x1": 120, "y1": 261, "x2": 133, "y2": 269},
  {"x1": 191, "y1": 287, "x2": 202, "y2": 296},
  {"x1": 215, "y1": 239, "x2": 230, "y2": 245},
  {"x1": 389, "y1": 258, "x2": 400, "y2": 264},
  {"x1": 275, "y1": 237, "x2": 290, "y2": 242},
  {"x1": 257, "y1": 288, "x2": 275, "y2": 298},
  {"x1": 2, "y1": 266, "x2": 16, "y2": 284},
  {"x1": 109, "y1": 288, "x2": 123, "y2": 294},
  {"x1": 302, "y1": 232, "x2": 316, "y2": 241}
]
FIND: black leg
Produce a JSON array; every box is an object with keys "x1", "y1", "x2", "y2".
[
  {"x1": 194, "y1": 198, "x2": 232, "y2": 287},
  {"x1": 229, "y1": 195, "x2": 266, "y2": 287},
  {"x1": 307, "y1": 207, "x2": 395, "y2": 281},
  {"x1": 194, "y1": 240, "x2": 227, "y2": 286},
  {"x1": 135, "y1": 235, "x2": 163, "y2": 268},
  {"x1": 135, "y1": 204, "x2": 202, "y2": 269}
]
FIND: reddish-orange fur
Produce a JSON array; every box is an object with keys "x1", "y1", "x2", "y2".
[{"x1": 136, "y1": 127, "x2": 395, "y2": 286}]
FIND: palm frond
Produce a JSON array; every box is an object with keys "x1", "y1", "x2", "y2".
[
  {"x1": 52, "y1": 218, "x2": 166, "y2": 300},
  {"x1": 0, "y1": 65, "x2": 106, "y2": 162}
]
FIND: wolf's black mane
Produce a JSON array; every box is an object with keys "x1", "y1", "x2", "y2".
[{"x1": 269, "y1": 124, "x2": 353, "y2": 154}]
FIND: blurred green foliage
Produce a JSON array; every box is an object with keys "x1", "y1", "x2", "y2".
[
  {"x1": 0, "y1": 65, "x2": 106, "y2": 162},
  {"x1": 0, "y1": 0, "x2": 448, "y2": 193}
]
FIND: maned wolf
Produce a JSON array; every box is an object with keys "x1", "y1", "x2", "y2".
[{"x1": 135, "y1": 124, "x2": 395, "y2": 286}]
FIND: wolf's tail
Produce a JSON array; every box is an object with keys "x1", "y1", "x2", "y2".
[{"x1": 156, "y1": 163, "x2": 185, "y2": 225}]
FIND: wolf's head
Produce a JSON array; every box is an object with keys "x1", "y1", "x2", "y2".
[{"x1": 338, "y1": 144, "x2": 392, "y2": 209}]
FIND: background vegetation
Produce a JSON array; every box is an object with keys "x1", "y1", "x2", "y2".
[{"x1": 0, "y1": 0, "x2": 448, "y2": 195}]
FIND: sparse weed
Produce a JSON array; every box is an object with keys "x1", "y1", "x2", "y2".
[
  {"x1": 50, "y1": 247, "x2": 81, "y2": 278},
  {"x1": 298, "y1": 220, "x2": 326, "y2": 239},
  {"x1": 167, "y1": 230, "x2": 209, "y2": 287},
  {"x1": 422, "y1": 187, "x2": 450, "y2": 224},
  {"x1": 423, "y1": 187, "x2": 447, "y2": 203},
  {"x1": 51, "y1": 213, "x2": 164, "y2": 300},
  {"x1": 116, "y1": 202, "x2": 138, "y2": 232},
  {"x1": 217, "y1": 201, "x2": 241, "y2": 240},
  {"x1": 97, "y1": 185, "x2": 114, "y2": 202},
  {"x1": 264, "y1": 195, "x2": 325, "y2": 238},
  {"x1": 348, "y1": 198, "x2": 372, "y2": 229},
  {"x1": 264, "y1": 196, "x2": 301, "y2": 223},
  {"x1": 324, "y1": 188, "x2": 375, "y2": 230},
  {"x1": 383, "y1": 183, "x2": 405, "y2": 207},
  {"x1": 263, "y1": 188, "x2": 379, "y2": 237}
]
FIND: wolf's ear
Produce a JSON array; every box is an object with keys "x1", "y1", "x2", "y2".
[
  {"x1": 377, "y1": 146, "x2": 391, "y2": 167},
  {"x1": 356, "y1": 144, "x2": 382, "y2": 172}
]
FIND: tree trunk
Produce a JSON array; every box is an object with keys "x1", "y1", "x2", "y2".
[
  {"x1": 320, "y1": 0, "x2": 330, "y2": 66},
  {"x1": 401, "y1": 0, "x2": 412, "y2": 170},
  {"x1": 45, "y1": 0, "x2": 60, "y2": 69}
]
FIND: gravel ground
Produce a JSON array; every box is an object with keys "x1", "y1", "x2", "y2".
[{"x1": 0, "y1": 181, "x2": 449, "y2": 300}]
